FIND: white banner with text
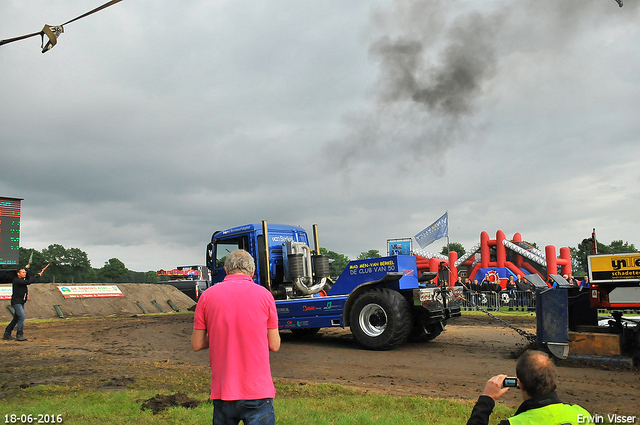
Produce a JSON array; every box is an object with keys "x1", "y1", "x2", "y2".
[{"x1": 57, "y1": 285, "x2": 124, "y2": 299}]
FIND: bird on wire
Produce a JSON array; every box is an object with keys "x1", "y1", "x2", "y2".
[{"x1": 0, "y1": 0, "x2": 124, "y2": 53}]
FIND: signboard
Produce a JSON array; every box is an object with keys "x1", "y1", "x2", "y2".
[
  {"x1": 57, "y1": 285, "x2": 124, "y2": 298},
  {"x1": 588, "y1": 253, "x2": 640, "y2": 283},
  {"x1": 0, "y1": 286, "x2": 12, "y2": 300},
  {"x1": 0, "y1": 286, "x2": 29, "y2": 301},
  {"x1": 388, "y1": 239, "x2": 411, "y2": 256},
  {"x1": 0, "y1": 197, "x2": 22, "y2": 265}
]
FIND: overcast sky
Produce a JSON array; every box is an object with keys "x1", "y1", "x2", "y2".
[{"x1": 1, "y1": 0, "x2": 639, "y2": 272}]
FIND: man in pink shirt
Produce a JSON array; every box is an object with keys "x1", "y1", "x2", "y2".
[{"x1": 192, "y1": 249, "x2": 281, "y2": 425}]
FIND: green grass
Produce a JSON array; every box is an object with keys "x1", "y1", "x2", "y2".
[
  {"x1": 0, "y1": 311, "x2": 528, "y2": 424},
  {"x1": 4, "y1": 377, "x2": 624, "y2": 425},
  {"x1": 0, "y1": 310, "x2": 527, "y2": 424},
  {"x1": 1, "y1": 310, "x2": 626, "y2": 424},
  {"x1": 276, "y1": 382, "x2": 515, "y2": 424},
  {"x1": 0, "y1": 378, "x2": 518, "y2": 425}
]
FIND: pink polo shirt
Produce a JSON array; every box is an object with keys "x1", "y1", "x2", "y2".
[{"x1": 194, "y1": 273, "x2": 278, "y2": 400}]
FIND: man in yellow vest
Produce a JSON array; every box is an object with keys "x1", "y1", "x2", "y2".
[{"x1": 467, "y1": 350, "x2": 591, "y2": 425}]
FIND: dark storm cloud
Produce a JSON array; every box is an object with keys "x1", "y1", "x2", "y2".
[
  {"x1": 2, "y1": 0, "x2": 639, "y2": 270},
  {"x1": 327, "y1": 0, "x2": 638, "y2": 171},
  {"x1": 369, "y1": 10, "x2": 499, "y2": 117}
]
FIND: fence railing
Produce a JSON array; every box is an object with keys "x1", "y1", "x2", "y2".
[{"x1": 459, "y1": 290, "x2": 536, "y2": 312}]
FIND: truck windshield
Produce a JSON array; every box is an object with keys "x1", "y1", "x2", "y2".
[{"x1": 215, "y1": 237, "x2": 249, "y2": 269}]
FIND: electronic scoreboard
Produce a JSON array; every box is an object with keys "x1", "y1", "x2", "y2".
[{"x1": 0, "y1": 197, "x2": 22, "y2": 265}]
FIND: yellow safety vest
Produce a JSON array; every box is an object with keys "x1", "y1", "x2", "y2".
[{"x1": 509, "y1": 403, "x2": 591, "y2": 425}]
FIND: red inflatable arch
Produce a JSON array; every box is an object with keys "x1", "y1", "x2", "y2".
[{"x1": 415, "y1": 230, "x2": 572, "y2": 289}]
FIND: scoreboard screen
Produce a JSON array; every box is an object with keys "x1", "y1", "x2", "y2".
[{"x1": 0, "y1": 197, "x2": 22, "y2": 265}]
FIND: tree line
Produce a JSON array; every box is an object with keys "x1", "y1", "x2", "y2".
[
  {"x1": 0, "y1": 245, "x2": 157, "y2": 284},
  {"x1": 2, "y1": 236, "x2": 635, "y2": 284},
  {"x1": 570, "y1": 238, "x2": 636, "y2": 277}
]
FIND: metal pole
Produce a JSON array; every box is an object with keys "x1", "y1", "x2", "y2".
[
  {"x1": 261, "y1": 220, "x2": 272, "y2": 291},
  {"x1": 312, "y1": 224, "x2": 320, "y2": 254},
  {"x1": 447, "y1": 235, "x2": 451, "y2": 287}
]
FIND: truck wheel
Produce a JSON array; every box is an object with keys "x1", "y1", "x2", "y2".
[
  {"x1": 350, "y1": 288, "x2": 412, "y2": 350},
  {"x1": 290, "y1": 327, "x2": 320, "y2": 338},
  {"x1": 410, "y1": 322, "x2": 444, "y2": 342}
]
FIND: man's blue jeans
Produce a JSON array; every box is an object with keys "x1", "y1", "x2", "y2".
[
  {"x1": 212, "y1": 398, "x2": 275, "y2": 425},
  {"x1": 5, "y1": 303, "x2": 26, "y2": 334}
]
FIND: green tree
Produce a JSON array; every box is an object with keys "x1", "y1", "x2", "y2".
[
  {"x1": 146, "y1": 270, "x2": 160, "y2": 283},
  {"x1": 84, "y1": 268, "x2": 98, "y2": 283},
  {"x1": 571, "y1": 238, "x2": 637, "y2": 277},
  {"x1": 320, "y1": 247, "x2": 350, "y2": 278},
  {"x1": 357, "y1": 250, "x2": 381, "y2": 260},
  {"x1": 100, "y1": 258, "x2": 128, "y2": 281},
  {"x1": 117, "y1": 270, "x2": 152, "y2": 283},
  {"x1": 440, "y1": 242, "x2": 466, "y2": 257},
  {"x1": 41, "y1": 244, "x2": 91, "y2": 283},
  {"x1": 18, "y1": 248, "x2": 47, "y2": 270},
  {"x1": 608, "y1": 240, "x2": 636, "y2": 253},
  {"x1": 41, "y1": 244, "x2": 67, "y2": 280}
]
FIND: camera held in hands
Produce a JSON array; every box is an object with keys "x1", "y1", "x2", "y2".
[{"x1": 503, "y1": 377, "x2": 519, "y2": 388}]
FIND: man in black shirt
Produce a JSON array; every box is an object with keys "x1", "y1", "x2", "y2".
[
  {"x1": 481, "y1": 276, "x2": 502, "y2": 309},
  {"x1": 3, "y1": 266, "x2": 46, "y2": 341},
  {"x1": 470, "y1": 279, "x2": 482, "y2": 309},
  {"x1": 505, "y1": 276, "x2": 517, "y2": 311},
  {"x1": 515, "y1": 274, "x2": 533, "y2": 311}
]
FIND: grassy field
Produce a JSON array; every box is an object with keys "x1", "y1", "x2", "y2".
[
  {"x1": 1, "y1": 375, "x2": 517, "y2": 425},
  {"x1": 0, "y1": 310, "x2": 527, "y2": 425},
  {"x1": 4, "y1": 311, "x2": 625, "y2": 424}
]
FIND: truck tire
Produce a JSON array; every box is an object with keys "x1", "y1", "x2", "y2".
[
  {"x1": 349, "y1": 288, "x2": 413, "y2": 350},
  {"x1": 410, "y1": 322, "x2": 444, "y2": 342}
]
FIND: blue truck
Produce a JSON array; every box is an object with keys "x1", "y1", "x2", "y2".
[{"x1": 206, "y1": 221, "x2": 461, "y2": 350}]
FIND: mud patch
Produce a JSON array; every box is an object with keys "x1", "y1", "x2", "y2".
[
  {"x1": 99, "y1": 376, "x2": 135, "y2": 391},
  {"x1": 140, "y1": 392, "x2": 203, "y2": 414},
  {"x1": 0, "y1": 283, "x2": 196, "y2": 320},
  {"x1": 1, "y1": 314, "x2": 638, "y2": 415},
  {"x1": 508, "y1": 341, "x2": 538, "y2": 359},
  {"x1": 17, "y1": 376, "x2": 74, "y2": 389}
]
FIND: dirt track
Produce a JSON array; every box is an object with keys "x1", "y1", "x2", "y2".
[{"x1": 1, "y1": 313, "x2": 638, "y2": 417}]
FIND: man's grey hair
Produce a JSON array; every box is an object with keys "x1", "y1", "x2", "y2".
[{"x1": 224, "y1": 249, "x2": 256, "y2": 276}]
